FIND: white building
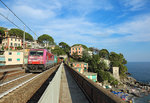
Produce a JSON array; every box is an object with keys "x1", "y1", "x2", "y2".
[
  {"x1": 100, "y1": 58, "x2": 110, "y2": 67},
  {"x1": 2, "y1": 36, "x2": 22, "y2": 50},
  {"x1": 88, "y1": 51, "x2": 93, "y2": 56}
]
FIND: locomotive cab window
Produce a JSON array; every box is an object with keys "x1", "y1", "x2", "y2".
[
  {"x1": 30, "y1": 51, "x2": 43, "y2": 56},
  {"x1": 37, "y1": 51, "x2": 43, "y2": 56}
]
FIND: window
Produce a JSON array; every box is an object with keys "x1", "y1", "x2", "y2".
[
  {"x1": 14, "y1": 43, "x2": 17, "y2": 47},
  {"x1": 76, "y1": 48, "x2": 77, "y2": 50},
  {"x1": 17, "y1": 58, "x2": 20, "y2": 61},
  {"x1": 15, "y1": 38, "x2": 16, "y2": 41},
  {"x1": 30, "y1": 51, "x2": 43, "y2": 56},
  {"x1": 11, "y1": 43, "x2": 13, "y2": 46},
  {"x1": 17, "y1": 52, "x2": 20, "y2": 55},
  {"x1": 8, "y1": 58, "x2": 12, "y2": 61},
  {"x1": 11, "y1": 38, "x2": 13, "y2": 41},
  {"x1": 72, "y1": 48, "x2": 74, "y2": 50},
  {"x1": 79, "y1": 48, "x2": 80, "y2": 50},
  {"x1": 9, "y1": 52, "x2": 12, "y2": 55},
  {"x1": 3, "y1": 43, "x2": 5, "y2": 46},
  {"x1": 79, "y1": 51, "x2": 80, "y2": 53},
  {"x1": 18, "y1": 39, "x2": 20, "y2": 41},
  {"x1": 18, "y1": 44, "x2": 20, "y2": 46}
]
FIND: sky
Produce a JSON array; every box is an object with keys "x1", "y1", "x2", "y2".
[{"x1": 0, "y1": 0, "x2": 150, "y2": 62}]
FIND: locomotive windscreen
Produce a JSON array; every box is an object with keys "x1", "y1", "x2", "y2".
[{"x1": 30, "y1": 51, "x2": 43, "y2": 56}]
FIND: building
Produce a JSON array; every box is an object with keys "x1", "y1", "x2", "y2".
[
  {"x1": 112, "y1": 67, "x2": 120, "y2": 81},
  {"x1": 83, "y1": 72, "x2": 97, "y2": 82},
  {"x1": 88, "y1": 51, "x2": 93, "y2": 56},
  {"x1": 72, "y1": 62, "x2": 88, "y2": 74},
  {"x1": 0, "y1": 51, "x2": 5, "y2": 66},
  {"x1": 100, "y1": 58, "x2": 110, "y2": 68},
  {"x1": 0, "y1": 50, "x2": 23, "y2": 65},
  {"x1": 49, "y1": 45, "x2": 55, "y2": 49},
  {"x1": 25, "y1": 41, "x2": 43, "y2": 49},
  {"x1": 71, "y1": 45, "x2": 84, "y2": 56},
  {"x1": 1, "y1": 36, "x2": 22, "y2": 50}
]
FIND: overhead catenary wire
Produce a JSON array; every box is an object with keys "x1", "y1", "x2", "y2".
[
  {"x1": 0, "y1": 0, "x2": 38, "y2": 38},
  {"x1": 0, "y1": 12, "x2": 22, "y2": 30}
]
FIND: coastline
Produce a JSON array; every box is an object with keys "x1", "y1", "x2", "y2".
[{"x1": 109, "y1": 76, "x2": 150, "y2": 102}]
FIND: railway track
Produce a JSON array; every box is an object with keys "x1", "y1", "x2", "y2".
[
  {"x1": 0, "y1": 64, "x2": 60, "y2": 103},
  {"x1": 0, "y1": 69, "x2": 26, "y2": 84}
]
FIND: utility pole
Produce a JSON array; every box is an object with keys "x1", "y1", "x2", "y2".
[
  {"x1": 23, "y1": 25, "x2": 25, "y2": 69},
  {"x1": 34, "y1": 33, "x2": 36, "y2": 49}
]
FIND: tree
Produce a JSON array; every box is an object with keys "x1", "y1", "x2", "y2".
[
  {"x1": 0, "y1": 27, "x2": 5, "y2": 43},
  {"x1": 81, "y1": 51, "x2": 91, "y2": 63},
  {"x1": 99, "y1": 49, "x2": 109, "y2": 59},
  {"x1": 59, "y1": 42, "x2": 70, "y2": 55},
  {"x1": 8, "y1": 28, "x2": 33, "y2": 41},
  {"x1": 109, "y1": 52, "x2": 128, "y2": 77},
  {"x1": 0, "y1": 28, "x2": 5, "y2": 36},
  {"x1": 72, "y1": 52, "x2": 80, "y2": 60},
  {"x1": 38, "y1": 34, "x2": 54, "y2": 46},
  {"x1": 51, "y1": 46, "x2": 66, "y2": 56},
  {"x1": 99, "y1": 61, "x2": 109, "y2": 70}
]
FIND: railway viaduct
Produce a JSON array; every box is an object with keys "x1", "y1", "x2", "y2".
[{"x1": 0, "y1": 63, "x2": 126, "y2": 103}]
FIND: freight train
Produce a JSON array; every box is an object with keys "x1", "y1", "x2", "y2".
[{"x1": 26, "y1": 49, "x2": 61, "y2": 72}]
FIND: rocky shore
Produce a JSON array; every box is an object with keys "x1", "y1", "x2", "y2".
[{"x1": 111, "y1": 76, "x2": 150, "y2": 102}]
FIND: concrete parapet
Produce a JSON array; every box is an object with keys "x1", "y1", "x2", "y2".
[{"x1": 65, "y1": 63, "x2": 126, "y2": 103}]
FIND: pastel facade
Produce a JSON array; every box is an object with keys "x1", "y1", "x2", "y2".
[
  {"x1": 0, "y1": 51, "x2": 5, "y2": 66},
  {"x1": 72, "y1": 62, "x2": 88, "y2": 74},
  {"x1": 71, "y1": 45, "x2": 84, "y2": 56},
  {"x1": 83, "y1": 72, "x2": 97, "y2": 82},
  {"x1": 0, "y1": 50, "x2": 24, "y2": 66},
  {"x1": 2, "y1": 36, "x2": 22, "y2": 50}
]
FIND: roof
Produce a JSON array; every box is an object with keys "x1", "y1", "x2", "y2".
[
  {"x1": 83, "y1": 72, "x2": 97, "y2": 76},
  {"x1": 71, "y1": 45, "x2": 83, "y2": 48},
  {"x1": 73, "y1": 62, "x2": 88, "y2": 64}
]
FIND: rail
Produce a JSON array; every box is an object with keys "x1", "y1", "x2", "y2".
[{"x1": 65, "y1": 63, "x2": 126, "y2": 103}]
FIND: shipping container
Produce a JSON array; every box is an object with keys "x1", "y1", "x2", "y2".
[{"x1": 54, "y1": 56, "x2": 58, "y2": 63}]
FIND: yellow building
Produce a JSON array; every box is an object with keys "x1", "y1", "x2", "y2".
[{"x1": 71, "y1": 45, "x2": 84, "y2": 56}]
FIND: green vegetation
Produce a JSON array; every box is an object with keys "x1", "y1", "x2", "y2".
[
  {"x1": 51, "y1": 46, "x2": 66, "y2": 56},
  {"x1": 0, "y1": 27, "x2": 6, "y2": 43},
  {"x1": 71, "y1": 47, "x2": 128, "y2": 85},
  {"x1": 37, "y1": 34, "x2": 54, "y2": 45},
  {"x1": 0, "y1": 28, "x2": 5, "y2": 36},
  {"x1": 59, "y1": 42, "x2": 70, "y2": 55},
  {"x1": 8, "y1": 28, "x2": 33, "y2": 41}
]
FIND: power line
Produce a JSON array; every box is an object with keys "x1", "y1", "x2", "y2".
[
  {"x1": 0, "y1": 0, "x2": 38, "y2": 38},
  {"x1": 0, "y1": 13, "x2": 22, "y2": 29}
]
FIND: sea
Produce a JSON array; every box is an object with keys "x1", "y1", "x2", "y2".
[{"x1": 126, "y1": 62, "x2": 150, "y2": 103}]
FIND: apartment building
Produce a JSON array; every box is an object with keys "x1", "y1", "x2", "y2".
[
  {"x1": 72, "y1": 62, "x2": 88, "y2": 74},
  {"x1": 71, "y1": 45, "x2": 84, "y2": 56},
  {"x1": 83, "y1": 72, "x2": 97, "y2": 82},
  {"x1": 0, "y1": 51, "x2": 23, "y2": 65},
  {"x1": 2, "y1": 36, "x2": 22, "y2": 50}
]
